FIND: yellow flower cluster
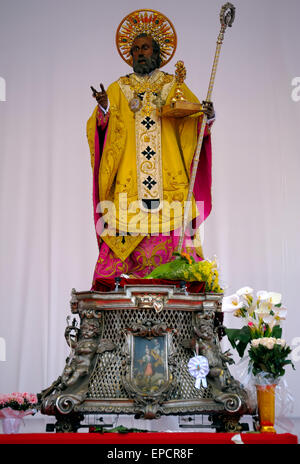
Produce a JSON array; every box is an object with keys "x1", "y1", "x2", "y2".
[{"x1": 183, "y1": 259, "x2": 223, "y2": 293}]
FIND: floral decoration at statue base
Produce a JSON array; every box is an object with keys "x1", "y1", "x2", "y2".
[
  {"x1": 146, "y1": 253, "x2": 223, "y2": 293},
  {"x1": 0, "y1": 392, "x2": 37, "y2": 434},
  {"x1": 222, "y1": 287, "x2": 295, "y2": 433}
]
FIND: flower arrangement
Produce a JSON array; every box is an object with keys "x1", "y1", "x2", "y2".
[
  {"x1": 0, "y1": 392, "x2": 37, "y2": 434},
  {"x1": 0, "y1": 392, "x2": 37, "y2": 411},
  {"x1": 223, "y1": 287, "x2": 295, "y2": 381},
  {"x1": 146, "y1": 253, "x2": 223, "y2": 293},
  {"x1": 182, "y1": 255, "x2": 223, "y2": 293},
  {"x1": 248, "y1": 338, "x2": 293, "y2": 380}
]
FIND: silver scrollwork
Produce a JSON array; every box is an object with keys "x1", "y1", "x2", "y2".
[
  {"x1": 56, "y1": 395, "x2": 77, "y2": 414},
  {"x1": 218, "y1": 393, "x2": 242, "y2": 413}
]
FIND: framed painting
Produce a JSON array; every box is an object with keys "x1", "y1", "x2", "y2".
[
  {"x1": 131, "y1": 335, "x2": 168, "y2": 395},
  {"x1": 121, "y1": 320, "x2": 176, "y2": 399}
]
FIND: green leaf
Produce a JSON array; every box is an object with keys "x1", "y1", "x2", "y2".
[
  {"x1": 271, "y1": 325, "x2": 282, "y2": 339},
  {"x1": 238, "y1": 325, "x2": 252, "y2": 342},
  {"x1": 224, "y1": 328, "x2": 240, "y2": 349},
  {"x1": 225, "y1": 326, "x2": 251, "y2": 358}
]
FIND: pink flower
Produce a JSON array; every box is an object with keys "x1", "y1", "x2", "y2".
[
  {"x1": 29, "y1": 394, "x2": 37, "y2": 404},
  {"x1": 26, "y1": 394, "x2": 37, "y2": 404},
  {"x1": 248, "y1": 322, "x2": 254, "y2": 327},
  {"x1": 0, "y1": 392, "x2": 37, "y2": 409}
]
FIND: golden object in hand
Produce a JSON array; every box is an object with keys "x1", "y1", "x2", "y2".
[
  {"x1": 162, "y1": 60, "x2": 202, "y2": 118},
  {"x1": 171, "y1": 61, "x2": 187, "y2": 102}
]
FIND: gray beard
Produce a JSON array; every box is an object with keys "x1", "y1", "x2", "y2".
[{"x1": 133, "y1": 55, "x2": 158, "y2": 75}]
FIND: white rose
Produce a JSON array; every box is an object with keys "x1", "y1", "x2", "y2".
[
  {"x1": 276, "y1": 339, "x2": 286, "y2": 347},
  {"x1": 264, "y1": 337, "x2": 276, "y2": 349},
  {"x1": 251, "y1": 339, "x2": 260, "y2": 348}
]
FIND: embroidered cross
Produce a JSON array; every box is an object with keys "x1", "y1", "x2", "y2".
[
  {"x1": 142, "y1": 176, "x2": 157, "y2": 191},
  {"x1": 141, "y1": 116, "x2": 155, "y2": 130},
  {"x1": 142, "y1": 146, "x2": 156, "y2": 160}
]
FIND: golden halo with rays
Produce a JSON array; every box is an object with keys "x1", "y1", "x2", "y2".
[{"x1": 116, "y1": 9, "x2": 177, "y2": 68}]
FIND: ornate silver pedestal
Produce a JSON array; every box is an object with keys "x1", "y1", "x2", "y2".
[{"x1": 38, "y1": 283, "x2": 251, "y2": 432}]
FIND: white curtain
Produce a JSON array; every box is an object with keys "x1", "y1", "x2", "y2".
[{"x1": 0, "y1": 0, "x2": 299, "y2": 423}]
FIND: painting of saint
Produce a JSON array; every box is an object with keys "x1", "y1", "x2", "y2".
[{"x1": 132, "y1": 336, "x2": 167, "y2": 393}]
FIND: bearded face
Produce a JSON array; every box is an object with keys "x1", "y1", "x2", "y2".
[
  {"x1": 131, "y1": 35, "x2": 161, "y2": 75},
  {"x1": 133, "y1": 54, "x2": 159, "y2": 74}
]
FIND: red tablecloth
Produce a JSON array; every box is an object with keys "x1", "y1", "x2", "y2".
[{"x1": 0, "y1": 432, "x2": 297, "y2": 444}]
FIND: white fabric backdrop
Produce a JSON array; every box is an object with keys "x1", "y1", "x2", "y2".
[{"x1": 1, "y1": 0, "x2": 300, "y2": 422}]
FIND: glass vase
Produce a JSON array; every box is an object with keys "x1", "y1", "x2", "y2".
[
  {"x1": 256, "y1": 383, "x2": 276, "y2": 433},
  {"x1": 1, "y1": 417, "x2": 23, "y2": 434}
]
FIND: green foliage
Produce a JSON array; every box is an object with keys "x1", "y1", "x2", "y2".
[
  {"x1": 225, "y1": 324, "x2": 284, "y2": 359},
  {"x1": 225, "y1": 326, "x2": 252, "y2": 358},
  {"x1": 0, "y1": 400, "x2": 31, "y2": 411},
  {"x1": 249, "y1": 343, "x2": 295, "y2": 379},
  {"x1": 145, "y1": 253, "x2": 223, "y2": 293},
  {"x1": 145, "y1": 255, "x2": 190, "y2": 280},
  {"x1": 267, "y1": 324, "x2": 282, "y2": 339}
]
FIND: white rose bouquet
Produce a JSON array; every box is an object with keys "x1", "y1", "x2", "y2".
[{"x1": 248, "y1": 337, "x2": 294, "y2": 381}]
